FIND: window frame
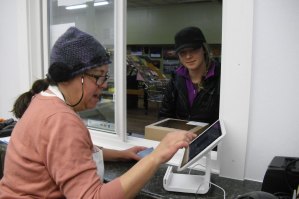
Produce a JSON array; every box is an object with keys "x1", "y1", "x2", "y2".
[
  {"x1": 114, "y1": 0, "x2": 127, "y2": 141},
  {"x1": 38, "y1": 0, "x2": 220, "y2": 172},
  {"x1": 36, "y1": 0, "x2": 254, "y2": 179}
]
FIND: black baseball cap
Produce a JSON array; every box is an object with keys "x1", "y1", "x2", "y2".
[{"x1": 174, "y1": 26, "x2": 206, "y2": 53}]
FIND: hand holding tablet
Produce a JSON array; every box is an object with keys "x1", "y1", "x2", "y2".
[
  {"x1": 178, "y1": 119, "x2": 226, "y2": 171},
  {"x1": 163, "y1": 119, "x2": 226, "y2": 194}
]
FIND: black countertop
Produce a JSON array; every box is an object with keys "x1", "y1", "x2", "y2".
[{"x1": 104, "y1": 161, "x2": 262, "y2": 199}]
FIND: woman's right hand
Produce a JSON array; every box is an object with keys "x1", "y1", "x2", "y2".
[
  {"x1": 149, "y1": 130, "x2": 197, "y2": 165},
  {"x1": 119, "y1": 130, "x2": 197, "y2": 199}
]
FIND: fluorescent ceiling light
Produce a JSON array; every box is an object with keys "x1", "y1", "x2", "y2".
[
  {"x1": 94, "y1": 0, "x2": 109, "y2": 6},
  {"x1": 65, "y1": 4, "x2": 87, "y2": 10},
  {"x1": 58, "y1": 0, "x2": 93, "y2": 7},
  {"x1": 64, "y1": 0, "x2": 108, "y2": 10}
]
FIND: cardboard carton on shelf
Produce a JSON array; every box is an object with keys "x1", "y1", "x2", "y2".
[{"x1": 145, "y1": 118, "x2": 209, "y2": 141}]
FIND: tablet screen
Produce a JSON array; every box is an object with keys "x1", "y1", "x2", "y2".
[
  {"x1": 179, "y1": 120, "x2": 225, "y2": 171},
  {"x1": 189, "y1": 121, "x2": 221, "y2": 160}
]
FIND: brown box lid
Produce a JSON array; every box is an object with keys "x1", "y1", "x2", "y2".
[{"x1": 145, "y1": 118, "x2": 209, "y2": 141}]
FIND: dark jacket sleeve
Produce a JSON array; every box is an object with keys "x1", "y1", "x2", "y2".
[
  {"x1": 158, "y1": 61, "x2": 220, "y2": 124},
  {"x1": 158, "y1": 76, "x2": 177, "y2": 120}
]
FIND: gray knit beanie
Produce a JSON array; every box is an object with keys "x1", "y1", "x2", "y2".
[{"x1": 48, "y1": 27, "x2": 111, "y2": 83}]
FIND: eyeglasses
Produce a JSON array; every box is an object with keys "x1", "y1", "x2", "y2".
[{"x1": 84, "y1": 73, "x2": 110, "y2": 86}]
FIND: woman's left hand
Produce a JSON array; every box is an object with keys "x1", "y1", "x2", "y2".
[
  {"x1": 102, "y1": 146, "x2": 147, "y2": 162},
  {"x1": 119, "y1": 146, "x2": 147, "y2": 161}
]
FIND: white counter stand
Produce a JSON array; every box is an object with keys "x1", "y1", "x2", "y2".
[{"x1": 163, "y1": 152, "x2": 211, "y2": 194}]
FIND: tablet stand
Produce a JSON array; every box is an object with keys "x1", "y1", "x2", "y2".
[{"x1": 163, "y1": 152, "x2": 211, "y2": 194}]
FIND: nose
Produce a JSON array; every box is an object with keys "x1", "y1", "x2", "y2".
[
  {"x1": 185, "y1": 51, "x2": 192, "y2": 58},
  {"x1": 99, "y1": 81, "x2": 109, "y2": 89}
]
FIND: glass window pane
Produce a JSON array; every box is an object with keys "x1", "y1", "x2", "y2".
[
  {"x1": 48, "y1": 0, "x2": 115, "y2": 133},
  {"x1": 126, "y1": 1, "x2": 222, "y2": 138}
]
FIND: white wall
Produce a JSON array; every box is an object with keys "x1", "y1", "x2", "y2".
[
  {"x1": 127, "y1": 3, "x2": 222, "y2": 44},
  {"x1": 219, "y1": 0, "x2": 254, "y2": 180},
  {"x1": 220, "y1": 0, "x2": 299, "y2": 182},
  {"x1": 0, "y1": 0, "x2": 30, "y2": 119},
  {"x1": 245, "y1": 0, "x2": 299, "y2": 181}
]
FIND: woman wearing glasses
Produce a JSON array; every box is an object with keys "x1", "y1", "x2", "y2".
[
  {"x1": 159, "y1": 26, "x2": 221, "y2": 124},
  {"x1": 0, "y1": 27, "x2": 196, "y2": 198}
]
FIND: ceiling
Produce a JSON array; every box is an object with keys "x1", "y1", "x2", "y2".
[{"x1": 127, "y1": 0, "x2": 221, "y2": 8}]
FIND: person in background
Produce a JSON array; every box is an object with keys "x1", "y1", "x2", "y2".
[
  {"x1": 159, "y1": 26, "x2": 221, "y2": 124},
  {"x1": 0, "y1": 27, "x2": 196, "y2": 199}
]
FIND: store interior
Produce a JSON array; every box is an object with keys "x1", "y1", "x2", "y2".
[{"x1": 125, "y1": 1, "x2": 222, "y2": 135}]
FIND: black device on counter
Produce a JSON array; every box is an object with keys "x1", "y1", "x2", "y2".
[
  {"x1": 262, "y1": 156, "x2": 299, "y2": 197},
  {"x1": 0, "y1": 118, "x2": 16, "y2": 138}
]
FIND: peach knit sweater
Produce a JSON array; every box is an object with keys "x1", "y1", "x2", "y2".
[{"x1": 0, "y1": 94, "x2": 124, "y2": 198}]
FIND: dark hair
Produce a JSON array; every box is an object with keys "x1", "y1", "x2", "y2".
[
  {"x1": 12, "y1": 79, "x2": 50, "y2": 119},
  {"x1": 202, "y1": 43, "x2": 211, "y2": 70}
]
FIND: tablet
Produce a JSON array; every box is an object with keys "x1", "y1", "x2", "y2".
[{"x1": 177, "y1": 119, "x2": 226, "y2": 171}]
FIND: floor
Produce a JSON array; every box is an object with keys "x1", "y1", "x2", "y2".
[{"x1": 127, "y1": 98, "x2": 161, "y2": 136}]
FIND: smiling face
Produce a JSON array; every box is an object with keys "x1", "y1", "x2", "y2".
[
  {"x1": 178, "y1": 47, "x2": 206, "y2": 71},
  {"x1": 61, "y1": 64, "x2": 109, "y2": 112}
]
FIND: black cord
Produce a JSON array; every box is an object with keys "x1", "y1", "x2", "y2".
[{"x1": 62, "y1": 76, "x2": 84, "y2": 107}]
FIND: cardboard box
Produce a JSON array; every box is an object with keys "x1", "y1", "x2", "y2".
[{"x1": 145, "y1": 118, "x2": 209, "y2": 141}]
